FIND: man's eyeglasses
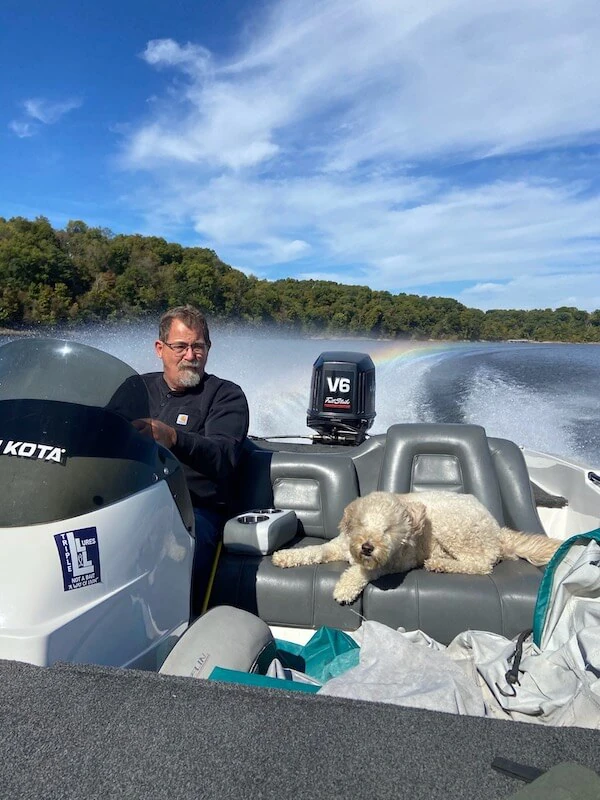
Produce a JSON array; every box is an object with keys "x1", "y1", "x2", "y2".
[{"x1": 162, "y1": 341, "x2": 209, "y2": 355}]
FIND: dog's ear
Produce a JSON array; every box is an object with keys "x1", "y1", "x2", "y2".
[
  {"x1": 401, "y1": 499, "x2": 427, "y2": 536},
  {"x1": 339, "y1": 499, "x2": 357, "y2": 535}
]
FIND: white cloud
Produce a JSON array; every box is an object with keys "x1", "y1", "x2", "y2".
[
  {"x1": 23, "y1": 98, "x2": 81, "y2": 124},
  {"x1": 456, "y1": 273, "x2": 600, "y2": 312},
  {"x1": 462, "y1": 283, "x2": 508, "y2": 296},
  {"x1": 123, "y1": 0, "x2": 600, "y2": 169},
  {"x1": 9, "y1": 96, "x2": 81, "y2": 137},
  {"x1": 118, "y1": 0, "x2": 600, "y2": 310},
  {"x1": 8, "y1": 120, "x2": 35, "y2": 138},
  {"x1": 142, "y1": 39, "x2": 212, "y2": 76}
]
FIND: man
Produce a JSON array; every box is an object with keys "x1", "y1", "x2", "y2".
[{"x1": 133, "y1": 305, "x2": 249, "y2": 617}]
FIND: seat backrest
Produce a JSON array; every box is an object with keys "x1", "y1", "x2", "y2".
[
  {"x1": 377, "y1": 423, "x2": 506, "y2": 525},
  {"x1": 231, "y1": 441, "x2": 359, "y2": 540},
  {"x1": 271, "y1": 452, "x2": 359, "y2": 539},
  {"x1": 487, "y1": 437, "x2": 545, "y2": 534}
]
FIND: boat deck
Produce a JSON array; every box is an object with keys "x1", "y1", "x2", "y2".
[{"x1": 2, "y1": 657, "x2": 599, "y2": 799}]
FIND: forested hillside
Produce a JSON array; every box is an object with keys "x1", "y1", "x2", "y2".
[{"x1": 1, "y1": 216, "x2": 598, "y2": 342}]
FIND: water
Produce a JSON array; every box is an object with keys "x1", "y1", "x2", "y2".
[{"x1": 1, "y1": 324, "x2": 599, "y2": 465}]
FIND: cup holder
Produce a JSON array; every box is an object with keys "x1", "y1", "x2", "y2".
[{"x1": 225, "y1": 508, "x2": 298, "y2": 554}]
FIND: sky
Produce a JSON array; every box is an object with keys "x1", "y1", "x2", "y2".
[{"x1": 2, "y1": 0, "x2": 600, "y2": 312}]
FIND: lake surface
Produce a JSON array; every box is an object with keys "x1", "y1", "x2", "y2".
[{"x1": 2, "y1": 324, "x2": 599, "y2": 465}]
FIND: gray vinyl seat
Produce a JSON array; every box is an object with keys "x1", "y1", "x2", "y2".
[{"x1": 209, "y1": 424, "x2": 547, "y2": 643}]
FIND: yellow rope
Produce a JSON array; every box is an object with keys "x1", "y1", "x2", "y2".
[{"x1": 200, "y1": 540, "x2": 222, "y2": 615}]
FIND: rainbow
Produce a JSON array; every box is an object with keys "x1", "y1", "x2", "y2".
[{"x1": 370, "y1": 340, "x2": 457, "y2": 367}]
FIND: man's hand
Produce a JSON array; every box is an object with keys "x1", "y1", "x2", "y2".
[{"x1": 132, "y1": 418, "x2": 177, "y2": 449}]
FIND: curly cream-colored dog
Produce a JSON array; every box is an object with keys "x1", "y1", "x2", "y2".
[{"x1": 271, "y1": 490, "x2": 561, "y2": 604}]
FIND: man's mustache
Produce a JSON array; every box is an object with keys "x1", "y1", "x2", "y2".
[{"x1": 178, "y1": 360, "x2": 201, "y2": 370}]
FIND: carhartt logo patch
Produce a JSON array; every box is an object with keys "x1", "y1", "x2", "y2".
[{"x1": 176, "y1": 414, "x2": 189, "y2": 426}]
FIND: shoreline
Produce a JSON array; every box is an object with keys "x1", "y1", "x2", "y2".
[
  {"x1": 0, "y1": 327, "x2": 34, "y2": 337},
  {"x1": 0, "y1": 326, "x2": 596, "y2": 346}
]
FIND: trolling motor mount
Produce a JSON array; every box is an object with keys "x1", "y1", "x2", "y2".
[{"x1": 307, "y1": 351, "x2": 376, "y2": 445}]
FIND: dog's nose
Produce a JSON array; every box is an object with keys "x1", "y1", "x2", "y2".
[{"x1": 361, "y1": 542, "x2": 374, "y2": 556}]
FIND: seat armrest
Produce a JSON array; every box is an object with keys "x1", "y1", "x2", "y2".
[{"x1": 223, "y1": 508, "x2": 298, "y2": 555}]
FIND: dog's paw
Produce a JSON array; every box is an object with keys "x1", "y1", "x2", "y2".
[
  {"x1": 271, "y1": 551, "x2": 289, "y2": 567},
  {"x1": 333, "y1": 583, "x2": 360, "y2": 605}
]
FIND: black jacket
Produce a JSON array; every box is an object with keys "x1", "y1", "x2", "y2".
[{"x1": 141, "y1": 372, "x2": 249, "y2": 510}]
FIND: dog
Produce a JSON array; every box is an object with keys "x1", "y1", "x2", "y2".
[{"x1": 271, "y1": 490, "x2": 562, "y2": 604}]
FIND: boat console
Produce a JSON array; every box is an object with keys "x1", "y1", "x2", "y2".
[{"x1": 0, "y1": 339, "x2": 194, "y2": 668}]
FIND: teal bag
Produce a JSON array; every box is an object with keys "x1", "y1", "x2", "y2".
[
  {"x1": 208, "y1": 667, "x2": 320, "y2": 694},
  {"x1": 275, "y1": 627, "x2": 360, "y2": 682}
]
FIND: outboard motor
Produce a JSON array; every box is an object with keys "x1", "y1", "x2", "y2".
[
  {"x1": 307, "y1": 351, "x2": 376, "y2": 444},
  {"x1": 0, "y1": 339, "x2": 195, "y2": 669}
]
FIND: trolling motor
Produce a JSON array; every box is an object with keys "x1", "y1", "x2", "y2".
[{"x1": 307, "y1": 351, "x2": 376, "y2": 445}]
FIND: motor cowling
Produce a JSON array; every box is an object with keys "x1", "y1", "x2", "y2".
[{"x1": 307, "y1": 351, "x2": 376, "y2": 444}]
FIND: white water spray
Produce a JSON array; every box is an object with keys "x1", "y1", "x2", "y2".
[{"x1": 1, "y1": 324, "x2": 598, "y2": 463}]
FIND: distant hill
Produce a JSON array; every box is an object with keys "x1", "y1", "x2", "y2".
[{"x1": 1, "y1": 216, "x2": 598, "y2": 342}]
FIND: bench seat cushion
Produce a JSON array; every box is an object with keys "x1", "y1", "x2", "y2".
[
  {"x1": 213, "y1": 426, "x2": 545, "y2": 640},
  {"x1": 211, "y1": 543, "x2": 542, "y2": 640},
  {"x1": 211, "y1": 538, "x2": 363, "y2": 631},
  {"x1": 363, "y1": 558, "x2": 542, "y2": 644}
]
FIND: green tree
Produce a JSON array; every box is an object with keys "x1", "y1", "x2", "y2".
[{"x1": 0, "y1": 215, "x2": 597, "y2": 342}]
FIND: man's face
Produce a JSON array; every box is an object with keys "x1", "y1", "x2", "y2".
[{"x1": 155, "y1": 319, "x2": 210, "y2": 391}]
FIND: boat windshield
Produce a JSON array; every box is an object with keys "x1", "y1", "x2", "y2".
[{"x1": 0, "y1": 338, "x2": 149, "y2": 420}]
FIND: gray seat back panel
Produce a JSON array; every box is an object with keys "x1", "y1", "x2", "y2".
[
  {"x1": 378, "y1": 423, "x2": 505, "y2": 525},
  {"x1": 232, "y1": 446, "x2": 359, "y2": 539},
  {"x1": 411, "y1": 453, "x2": 464, "y2": 491},
  {"x1": 271, "y1": 453, "x2": 359, "y2": 539}
]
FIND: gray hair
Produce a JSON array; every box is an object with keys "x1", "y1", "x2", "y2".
[{"x1": 158, "y1": 305, "x2": 211, "y2": 346}]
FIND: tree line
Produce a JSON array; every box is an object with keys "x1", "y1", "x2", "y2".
[{"x1": 1, "y1": 216, "x2": 599, "y2": 342}]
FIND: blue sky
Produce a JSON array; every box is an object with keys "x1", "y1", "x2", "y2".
[{"x1": 2, "y1": 0, "x2": 600, "y2": 312}]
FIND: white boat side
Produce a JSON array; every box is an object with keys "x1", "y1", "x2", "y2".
[{"x1": 523, "y1": 447, "x2": 600, "y2": 541}]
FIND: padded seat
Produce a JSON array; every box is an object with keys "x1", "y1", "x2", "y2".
[
  {"x1": 363, "y1": 557, "x2": 542, "y2": 642},
  {"x1": 211, "y1": 538, "x2": 362, "y2": 630}
]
